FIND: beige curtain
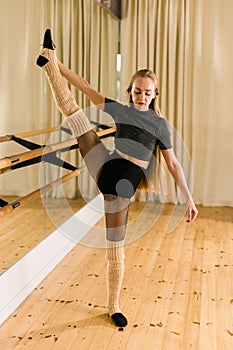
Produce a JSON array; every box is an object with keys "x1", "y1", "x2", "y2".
[
  {"x1": 0, "y1": 0, "x2": 119, "y2": 199},
  {"x1": 121, "y1": 0, "x2": 233, "y2": 206}
]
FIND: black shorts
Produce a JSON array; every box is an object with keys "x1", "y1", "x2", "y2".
[{"x1": 97, "y1": 150, "x2": 145, "y2": 199}]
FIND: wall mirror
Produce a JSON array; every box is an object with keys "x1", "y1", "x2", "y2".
[{"x1": 0, "y1": 0, "x2": 120, "y2": 274}]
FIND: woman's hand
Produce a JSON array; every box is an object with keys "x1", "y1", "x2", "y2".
[{"x1": 186, "y1": 200, "x2": 198, "y2": 223}]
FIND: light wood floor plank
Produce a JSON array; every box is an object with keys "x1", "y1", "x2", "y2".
[{"x1": 0, "y1": 197, "x2": 85, "y2": 273}]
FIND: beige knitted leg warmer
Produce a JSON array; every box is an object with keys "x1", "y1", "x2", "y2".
[
  {"x1": 67, "y1": 109, "x2": 93, "y2": 138},
  {"x1": 37, "y1": 48, "x2": 92, "y2": 137},
  {"x1": 106, "y1": 240, "x2": 125, "y2": 316}
]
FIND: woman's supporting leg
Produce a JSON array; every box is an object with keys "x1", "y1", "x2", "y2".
[
  {"x1": 36, "y1": 29, "x2": 109, "y2": 180},
  {"x1": 104, "y1": 194, "x2": 130, "y2": 327},
  {"x1": 106, "y1": 239, "x2": 126, "y2": 326}
]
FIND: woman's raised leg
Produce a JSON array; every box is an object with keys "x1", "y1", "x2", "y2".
[{"x1": 36, "y1": 29, "x2": 109, "y2": 180}]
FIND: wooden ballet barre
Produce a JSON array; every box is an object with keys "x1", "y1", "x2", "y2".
[
  {"x1": 0, "y1": 138, "x2": 78, "y2": 170},
  {"x1": 0, "y1": 169, "x2": 80, "y2": 218},
  {"x1": 0, "y1": 127, "x2": 115, "y2": 171},
  {"x1": 0, "y1": 123, "x2": 113, "y2": 143},
  {"x1": 0, "y1": 127, "x2": 57, "y2": 143}
]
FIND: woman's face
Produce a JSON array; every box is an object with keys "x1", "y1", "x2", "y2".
[{"x1": 131, "y1": 76, "x2": 156, "y2": 111}]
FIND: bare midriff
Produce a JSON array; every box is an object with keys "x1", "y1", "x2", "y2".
[{"x1": 116, "y1": 149, "x2": 149, "y2": 169}]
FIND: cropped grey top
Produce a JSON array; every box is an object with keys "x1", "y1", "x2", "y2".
[{"x1": 104, "y1": 98, "x2": 172, "y2": 162}]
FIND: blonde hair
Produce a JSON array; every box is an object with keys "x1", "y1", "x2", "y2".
[{"x1": 127, "y1": 69, "x2": 165, "y2": 193}]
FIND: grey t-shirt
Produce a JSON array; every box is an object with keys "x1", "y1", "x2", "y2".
[{"x1": 104, "y1": 98, "x2": 172, "y2": 162}]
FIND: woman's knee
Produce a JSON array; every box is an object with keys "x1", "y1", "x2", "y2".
[{"x1": 104, "y1": 194, "x2": 129, "y2": 214}]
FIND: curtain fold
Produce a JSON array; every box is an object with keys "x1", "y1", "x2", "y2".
[{"x1": 121, "y1": 0, "x2": 233, "y2": 206}]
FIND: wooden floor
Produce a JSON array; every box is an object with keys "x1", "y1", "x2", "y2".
[
  {"x1": 0, "y1": 197, "x2": 85, "y2": 273},
  {"x1": 0, "y1": 202, "x2": 233, "y2": 349}
]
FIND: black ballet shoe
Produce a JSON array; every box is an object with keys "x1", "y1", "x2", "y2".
[
  {"x1": 36, "y1": 29, "x2": 56, "y2": 67},
  {"x1": 111, "y1": 313, "x2": 128, "y2": 327},
  {"x1": 42, "y1": 28, "x2": 56, "y2": 50}
]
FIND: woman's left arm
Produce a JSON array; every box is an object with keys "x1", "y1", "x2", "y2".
[{"x1": 161, "y1": 148, "x2": 198, "y2": 223}]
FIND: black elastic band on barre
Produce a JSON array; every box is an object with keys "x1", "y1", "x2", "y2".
[
  {"x1": 60, "y1": 126, "x2": 73, "y2": 135},
  {"x1": 0, "y1": 198, "x2": 8, "y2": 207},
  {"x1": 11, "y1": 153, "x2": 77, "y2": 171},
  {"x1": 10, "y1": 135, "x2": 43, "y2": 150}
]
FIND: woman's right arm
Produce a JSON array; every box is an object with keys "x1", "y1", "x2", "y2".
[
  {"x1": 161, "y1": 148, "x2": 198, "y2": 223},
  {"x1": 58, "y1": 61, "x2": 105, "y2": 109}
]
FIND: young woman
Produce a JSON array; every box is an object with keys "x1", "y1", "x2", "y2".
[{"x1": 37, "y1": 29, "x2": 198, "y2": 328}]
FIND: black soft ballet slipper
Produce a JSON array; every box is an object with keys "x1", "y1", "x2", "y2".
[
  {"x1": 36, "y1": 29, "x2": 56, "y2": 67},
  {"x1": 42, "y1": 28, "x2": 56, "y2": 50},
  {"x1": 111, "y1": 313, "x2": 128, "y2": 327}
]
